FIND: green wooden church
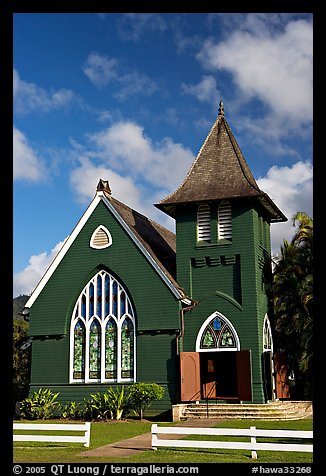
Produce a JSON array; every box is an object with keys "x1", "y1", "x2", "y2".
[{"x1": 23, "y1": 102, "x2": 287, "y2": 415}]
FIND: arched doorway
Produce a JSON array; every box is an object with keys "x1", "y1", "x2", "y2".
[
  {"x1": 196, "y1": 312, "x2": 240, "y2": 400},
  {"x1": 262, "y1": 315, "x2": 276, "y2": 401},
  {"x1": 180, "y1": 312, "x2": 252, "y2": 402}
]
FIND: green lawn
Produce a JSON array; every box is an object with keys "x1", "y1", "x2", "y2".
[{"x1": 13, "y1": 417, "x2": 313, "y2": 464}]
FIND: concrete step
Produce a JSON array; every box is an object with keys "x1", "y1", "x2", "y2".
[{"x1": 178, "y1": 401, "x2": 312, "y2": 421}]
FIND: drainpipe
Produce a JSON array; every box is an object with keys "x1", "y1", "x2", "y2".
[{"x1": 176, "y1": 299, "x2": 198, "y2": 355}]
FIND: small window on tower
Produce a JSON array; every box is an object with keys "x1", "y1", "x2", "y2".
[
  {"x1": 218, "y1": 201, "x2": 232, "y2": 241},
  {"x1": 90, "y1": 225, "x2": 112, "y2": 249},
  {"x1": 197, "y1": 203, "x2": 211, "y2": 242}
]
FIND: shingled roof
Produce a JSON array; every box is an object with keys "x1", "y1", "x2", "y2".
[
  {"x1": 96, "y1": 179, "x2": 184, "y2": 298},
  {"x1": 155, "y1": 102, "x2": 287, "y2": 223}
]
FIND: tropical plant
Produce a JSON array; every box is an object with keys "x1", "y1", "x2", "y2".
[
  {"x1": 105, "y1": 386, "x2": 132, "y2": 420},
  {"x1": 81, "y1": 386, "x2": 132, "y2": 420},
  {"x1": 60, "y1": 401, "x2": 82, "y2": 420},
  {"x1": 128, "y1": 383, "x2": 165, "y2": 420},
  {"x1": 20, "y1": 388, "x2": 61, "y2": 420},
  {"x1": 272, "y1": 212, "x2": 313, "y2": 399}
]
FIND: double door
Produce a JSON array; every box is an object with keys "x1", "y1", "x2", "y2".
[{"x1": 180, "y1": 350, "x2": 252, "y2": 402}]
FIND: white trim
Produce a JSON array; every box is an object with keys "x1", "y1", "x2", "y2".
[
  {"x1": 25, "y1": 192, "x2": 183, "y2": 310},
  {"x1": 90, "y1": 225, "x2": 112, "y2": 249},
  {"x1": 25, "y1": 194, "x2": 103, "y2": 309},
  {"x1": 263, "y1": 314, "x2": 277, "y2": 400},
  {"x1": 195, "y1": 311, "x2": 240, "y2": 352}
]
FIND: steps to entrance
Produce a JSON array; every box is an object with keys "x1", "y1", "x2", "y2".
[{"x1": 173, "y1": 401, "x2": 312, "y2": 421}]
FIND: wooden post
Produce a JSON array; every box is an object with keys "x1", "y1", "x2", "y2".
[
  {"x1": 250, "y1": 426, "x2": 258, "y2": 459},
  {"x1": 151, "y1": 424, "x2": 158, "y2": 450}
]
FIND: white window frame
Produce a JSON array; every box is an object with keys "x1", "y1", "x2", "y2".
[
  {"x1": 195, "y1": 311, "x2": 240, "y2": 352},
  {"x1": 263, "y1": 315, "x2": 273, "y2": 352},
  {"x1": 69, "y1": 270, "x2": 136, "y2": 384},
  {"x1": 90, "y1": 225, "x2": 112, "y2": 249}
]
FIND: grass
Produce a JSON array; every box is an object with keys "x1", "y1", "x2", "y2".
[{"x1": 13, "y1": 417, "x2": 313, "y2": 464}]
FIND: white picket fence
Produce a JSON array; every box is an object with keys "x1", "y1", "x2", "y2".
[
  {"x1": 13, "y1": 422, "x2": 91, "y2": 447},
  {"x1": 151, "y1": 424, "x2": 313, "y2": 459}
]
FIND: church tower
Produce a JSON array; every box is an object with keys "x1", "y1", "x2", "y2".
[{"x1": 156, "y1": 102, "x2": 287, "y2": 404}]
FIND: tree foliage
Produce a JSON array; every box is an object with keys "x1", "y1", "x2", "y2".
[
  {"x1": 13, "y1": 318, "x2": 31, "y2": 407},
  {"x1": 272, "y1": 212, "x2": 313, "y2": 399}
]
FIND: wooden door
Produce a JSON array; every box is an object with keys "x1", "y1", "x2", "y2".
[
  {"x1": 274, "y1": 352, "x2": 290, "y2": 399},
  {"x1": 180, "y1": 352, "x2": 201, "y2": 402},
  {"x1": 236, "y1": 350, "x2": 253, "y2": 401}
]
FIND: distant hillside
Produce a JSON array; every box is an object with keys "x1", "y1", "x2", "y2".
[{"x1": 13, "y1": 295, "x2": 29, "y2": 320}]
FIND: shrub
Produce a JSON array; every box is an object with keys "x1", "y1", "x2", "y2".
[
  {"x1": 20, "y1": 388, "x2": 61, "y2": 420},
  {"x1": 128, "y1": 383, "x2": 164, "y2": 420}
]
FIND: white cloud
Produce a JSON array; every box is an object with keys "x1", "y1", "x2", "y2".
[
  {"x1": 87, "y1": 121, "x2": 194, "y2": 190},
  {"x1": 13, "y1": 126, "x2": 46, "y2": 182},
  {"x1": 118, "y1": 13, "x2": 167, "y2": 41},
  {"x1": 13, "y1": 238, "x2": 68, "y2": 297},
  {"x1": 197, "y1": 17, "x2": 313, "y2": 127},
  {"x1": 13, "y1": 68, "x2": 75, "y2": 114},
  {"x1": 70, "y1": 158, "x2": 142, "y2": 208},
  {"x1": 182, "y1": 75, "x2": 220, "y2": 108},
  {"x1": 257, "y1": 160, "x2": 313, "y2": 254},
  {"x1": 82, "y1": 52, "x2": 158, "y2": 98},
  {"x1": 82, "y1": 52, "x2": 119, "y2": 88}
]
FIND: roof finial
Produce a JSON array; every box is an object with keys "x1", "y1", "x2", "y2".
[
  {"x1": 96, "y1": 178, "x2": 111, "y2": 195},
  {"x1": 218, "y1": 100, "x2": 225, "y2": 116}
]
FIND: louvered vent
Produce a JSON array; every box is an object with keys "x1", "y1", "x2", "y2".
[
  {"x1": 90, "y1": 226, "x2": 112, "y2": 249},
  {"x1": 218, "y1": 201, "x2": 232, "y2": 240},
  {"x1": 197, "y1": 203, "x2": 211, "y2": 242}
]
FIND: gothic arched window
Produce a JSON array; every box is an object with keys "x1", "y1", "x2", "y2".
[
  {"x1": 263, "y1": 316, "x2": 273, "y2": 351},
  {"x1": 196, "y1": 312, "x2": 240, "y2": 351},
  {"x1": 70, "y1": 270, "x2": 136, "y2": 383}
]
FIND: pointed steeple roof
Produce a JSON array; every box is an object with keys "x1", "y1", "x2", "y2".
[{"x1": 155, "y1": 102, "x2": 287, "y2": 223}]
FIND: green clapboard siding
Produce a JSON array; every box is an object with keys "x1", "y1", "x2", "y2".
[
  {"x1": 175, "y1": 200, "x2": 273, "y2": 403},
  {"x1": 29, "y1": 199, "x2": 180, "y2": 411}
]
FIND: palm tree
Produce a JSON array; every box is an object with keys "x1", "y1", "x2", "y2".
[{"x1": 272, "y1": 212, "x2": 313, "y2": 399}]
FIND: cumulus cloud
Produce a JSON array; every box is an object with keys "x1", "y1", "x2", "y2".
[
  {"x1": 13, "y1": 68, "x2": 75, "y2": 114},
  {"x1": 82, "y1": 52, "x2": 119, "y2": 88},
  {"x1": 82, "y1": 52, "x2": 158, "y2": 99},
  {"x1": 257, "y1": 160, "x2": 313, "y2": 254},
  {"x1": 13, "y1": 238, "x2": 68, "y2": 297},
  {"x1": 70, "y1": 158, "x2": 142, "y2": 208},
  {"x1": 182, "y1": 75, "x2": 220, "y2": 108},
  {"x1": 13, "y1": 126, "x2": 46, "y2": 181},
  {"x1": 197, "y1": 16, "x2": 313, "y2": 128},
  {"x1": 87, "y1": 121, "x2": 194, "y2": 189}
]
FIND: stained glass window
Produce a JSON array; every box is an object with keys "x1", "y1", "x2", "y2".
[
  {"x1": 199, "y1": 314, "x2": 237, "y2": 350},
  {"x1": 73, "y1": 320, "x2": 85, "y2": 379},
  {"x1": 71, "y1": 269, "x2": 135, "y2": 383},
  {"x1": 263, "y1": 317, "x2": 273, "y2": 351},
  {"x1": 105, "y1": 319, "x2": 117, "y2": 379},
  {"x1": 89, "y1": 319, "x2": 101, "y2": 379},
  {"x1": 121, "y1": 317, "x2": 134, "y2": 378}
]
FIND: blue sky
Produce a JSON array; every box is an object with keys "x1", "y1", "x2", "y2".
[{"x1": 13, "y1": 12, "x2": 313, "y2": 297}]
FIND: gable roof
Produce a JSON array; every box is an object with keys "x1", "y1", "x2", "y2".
[
  {"x1": 24, "y1": 186, "x2": 188, "y2": 311},
  {"x1": 155, "y1": 104, "x2": 287, "y2": 223}
]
